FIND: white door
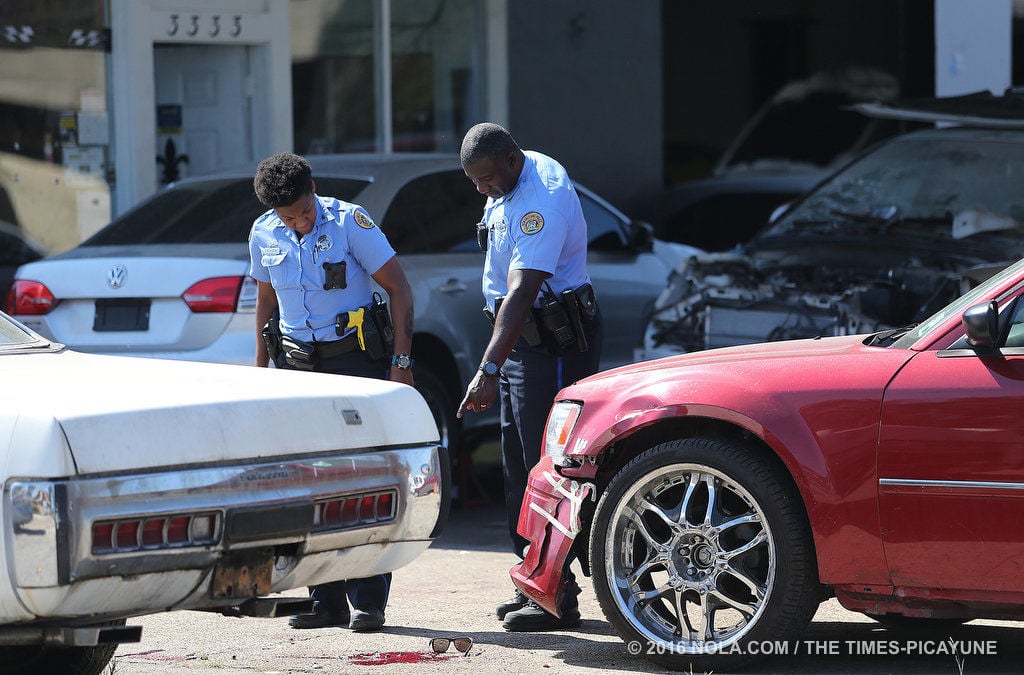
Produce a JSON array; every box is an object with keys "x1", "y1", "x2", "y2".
[{"x1": 154, "y1": 45, "x2": 253, "y2": 185}]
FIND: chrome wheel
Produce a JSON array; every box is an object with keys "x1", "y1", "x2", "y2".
[
  {"x1": 607, "y1": 463, "x2": 773, "y2": 650},
  {"x1": 591, "y1": 438, "x2": 819, "y2": 670}
]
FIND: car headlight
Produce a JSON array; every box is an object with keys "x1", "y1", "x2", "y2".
[{"x1": 544, "y1": 401, "x2": 582, "y2": 466}]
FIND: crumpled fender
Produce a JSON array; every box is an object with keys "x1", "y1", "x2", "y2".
[{"x1": 509, "y1": 460, "x2": 595, "y2": 617}]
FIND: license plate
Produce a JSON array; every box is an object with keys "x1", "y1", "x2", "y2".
[
  {"x1": 93, "y1": 299, "x2": 150, "y2": 332},
  {"x1": 211, "y1": 548, "x2": 274, "y2": 599}
]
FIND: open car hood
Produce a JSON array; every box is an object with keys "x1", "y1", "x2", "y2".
[{"x1": 853, "y1": 89, "x2": 1024, "y2": 129}]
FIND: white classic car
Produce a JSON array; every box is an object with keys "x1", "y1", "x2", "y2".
[{"x1": 0, "y1": 311, "x2": 449, "y2": 675}]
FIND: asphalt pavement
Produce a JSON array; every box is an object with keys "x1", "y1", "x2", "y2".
[{"x1": 109, "y1": 461, "x2": 1024, "y2": 675}]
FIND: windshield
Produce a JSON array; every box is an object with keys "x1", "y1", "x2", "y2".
[
  {"x1": 83, "y1": 177, "x2": 369, "y2": 245},
  {"x1": 0, "y1": 312, "x2": 44, "y2": 347},
  {"x1": 891, "y1": 257, "x2": 1024, "y2": 348},
  {"x1": 762, "y1": 135, "x2": 1024, "y2": 252}
]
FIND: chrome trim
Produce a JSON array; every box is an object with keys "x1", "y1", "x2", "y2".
[
  {"x1": 879, "y1": 478, "x2": 1024, "y2": 490},
  {"x1": 8, "y1": 444, "x2": 444, "y2": 591}
]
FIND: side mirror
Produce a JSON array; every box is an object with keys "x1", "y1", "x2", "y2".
[
  {"x1": 963, "y1": 300, "x2": 1000, "y2": 349},
  {"x1": 627, "y1": 220, "x2": 654, "y2": 252}
]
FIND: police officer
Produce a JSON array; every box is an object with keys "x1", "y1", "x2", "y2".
[
  {"x1": 249, "y1": 152, "x2": 415, "y2": 632},
  {"x1": 456, "y1": 123, "x2": 603, "y2": 632}
]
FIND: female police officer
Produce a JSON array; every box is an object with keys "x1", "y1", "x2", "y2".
[
  {"x1": 457, "y1": 123, "x2": 603, "y2": 632},
  {"x1": 248, "y1": 152, "x2": 415, "y2": 632}
]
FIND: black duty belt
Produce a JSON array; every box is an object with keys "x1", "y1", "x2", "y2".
[{"x1": 314, "y1": 332, "x2": 361, "y2": 358}]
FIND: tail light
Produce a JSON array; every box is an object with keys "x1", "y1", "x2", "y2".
[
  {"x1": 312, "y1": 489, "x2": 398, "y2": 533},
  {"x1": 91, "y1": 511, "x2": 221, "y2": 554},
  {"x1": 181, "y1": 276, "x2": 245, "y2": 313},
  {"x1": 4, "y1": 280, "x2": 56, "y2": 315}
]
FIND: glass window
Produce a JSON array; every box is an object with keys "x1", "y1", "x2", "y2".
[
  {"x1": 290, "y1": 0, "x2": 485, "y2": 155},
  {"x1": 0, "y1": 0, "x2": 110, "y2": 254},
  {"x1": 83, "y1": 177, "x2": 369, "y2": 245},
  {"x1": 579, "y1": 191, "x2": 627, "y2": 250},
  {"x1": 381, "y1": 170, "x2": 485, "y2": 253}
]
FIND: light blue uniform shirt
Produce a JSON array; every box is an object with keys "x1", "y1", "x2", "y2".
[
  {"x1": 481, "y1": 151, "x2": 591, "y2": 313},
  {"x1": 248, "y1": 195, "x2": 395, "y2": 342}
]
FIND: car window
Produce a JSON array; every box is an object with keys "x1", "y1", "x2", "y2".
[
  {"x1": 381, "y1": 170, "x2": 485, "y2": 254},
  {"x1": 83, "y1": 177, "x2": 369, "y2": 245},
  {"x1": 579, "y1": 191, "x2": 627, "y2": 250},
  {"x1": 0, "y1": 313, "x2": 36, "y2": 346},
  {"x1": 0, "y1": 230, "x2": 42, "y2": 265}
]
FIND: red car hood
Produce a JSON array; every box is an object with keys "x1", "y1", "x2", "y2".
[{"x1": 556, "y1": 333, "x2": 916, "y2": 462}]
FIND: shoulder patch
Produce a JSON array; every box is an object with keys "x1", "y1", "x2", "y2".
[
  {"x1": 353, "y1": 209, "x2": 376, "y2": 229},
  {"x1": 520, "y1": 212, "x2": 544, "y2": 235}
]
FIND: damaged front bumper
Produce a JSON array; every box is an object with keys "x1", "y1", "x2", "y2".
[{"x1": 509, "y1": 457, "x2": 595, "y2": 617}]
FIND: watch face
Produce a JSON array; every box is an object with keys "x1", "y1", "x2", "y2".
[
  {"x1": 482, "y1": 361, "x2": 499, "y2": 376},
  {"x1": 393, "y1": 354, "x2": 411, "y2": 368}
]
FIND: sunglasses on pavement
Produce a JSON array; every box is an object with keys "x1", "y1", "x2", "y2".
[{"x1": 430, "y1": 636, "x2": 473, "y2": 655}]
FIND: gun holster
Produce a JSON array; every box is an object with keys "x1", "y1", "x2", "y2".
[
  {"x1": 281, "y1": 334, "x2": 317, "y2": 370},
  {"x1": 261, "y1": 310, "x2": 284, "y2": 365},
  {"x1": 534, "y1": 283, "x2": 591, "y2": 356}
]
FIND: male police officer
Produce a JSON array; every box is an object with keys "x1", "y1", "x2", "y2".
[
  {"x1": 457, "y1": 123, "x2": 603, "y2": 631},
  {"x1": 249, "y1": 152, "x2": 415, "y2": 632}
]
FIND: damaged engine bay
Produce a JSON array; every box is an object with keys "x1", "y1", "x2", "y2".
[
  {"x1": 641, "y1": 127, "x2": 1024, "y2": 357},
  {"x1": 642, "y1": 247, "x2": 977, "y2": 356}
]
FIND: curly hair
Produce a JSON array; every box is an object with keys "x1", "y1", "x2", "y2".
[
  {"x1": 253, "y1": 153, "x2": 313, "y2": 207},
  {"x1": 460, "y1": 122, "x2": 519, "y2": 167}
]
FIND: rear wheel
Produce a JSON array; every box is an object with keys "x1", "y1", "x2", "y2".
[
  {"x1": 0, "y1": 619, "x2": 125, "y2": 675},
  {"x1": 413, "y1": 363, "x2": 460, "y2": 457},
  {"x1": 590, "y1": 438, "x2": 819, "y2": 671}
]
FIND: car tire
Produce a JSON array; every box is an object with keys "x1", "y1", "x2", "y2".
[
  {"x1": 589, "y1": 437, "x2": 819, "y2": 671},
  {"x1": 413, "y1": 363, "x2": 460, "y2": 457},
  {"x1": 0, "y1": 619, "x2": 125, "y2": 675}
]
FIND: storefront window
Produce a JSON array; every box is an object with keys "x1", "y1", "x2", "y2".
[
  {"x1": 0, "y1": 0, "x2": 110, "y2": 254},
  {"x1": 290, "y1": 0, "x2": 483, "y2": 155}
]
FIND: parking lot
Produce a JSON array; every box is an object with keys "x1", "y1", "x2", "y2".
[{"x1": 99, "y1": 461, "x2": 1022, "y2": 675}]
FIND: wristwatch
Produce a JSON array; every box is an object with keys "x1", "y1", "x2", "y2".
[
  {"x1": 391, "y1": 353, "x2": 414, "y2": 369},
  {"x1": 479, "y1": 360, "x2": 500, "y2": 377}
]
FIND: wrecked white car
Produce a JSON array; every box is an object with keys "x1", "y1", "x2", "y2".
[
  {"x1": 642, "y1": 92, "x2": 1024, "y2": 357},
  {"x1": 0, "y1": 311, "x2": 448, "y2": 675}
]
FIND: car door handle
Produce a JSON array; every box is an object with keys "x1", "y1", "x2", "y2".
[{"x1": 438, "y1": 278, "x2": 467, "y2": 294}]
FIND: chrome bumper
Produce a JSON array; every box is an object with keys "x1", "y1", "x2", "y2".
[{"x1": 5, "y1": 444, "x2": 448, "y2": 619}]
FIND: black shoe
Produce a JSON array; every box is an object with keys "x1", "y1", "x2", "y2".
[
  {"x1": 503, "y1": 599, "x2": 581, "y2": 632},
  {"x1": 349, "y1": 608, "x2": 385, "y2": 632},
  {"x1": 495, "y1": 590, "x2": 528, "y2": 620},
  {"x1": 288, "y1": 602, "x2": 350, "y2": 629}
]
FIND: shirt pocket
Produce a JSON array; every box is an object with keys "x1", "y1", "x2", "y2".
[
  {"x1": 261, "y1": 252, "x2": 293, "y2": 288},
  {"x1": 491, "y1": 222, "x2": 511, "y2": 254}
]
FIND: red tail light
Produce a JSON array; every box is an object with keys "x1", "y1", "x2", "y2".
[
  {"x1": 4, "y1": 280, "x2": 56, "y2": 315},
  {"x1": 181, "y1": 276, "x2": 244, "y2": 313}
]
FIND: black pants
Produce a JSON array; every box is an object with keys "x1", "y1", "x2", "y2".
[
  {"x1": 499, "y1": 310, "x2": 603, "y2": 559},
  {"x1": 276, "y1": 346, "x2": 392, "y2": 614}
]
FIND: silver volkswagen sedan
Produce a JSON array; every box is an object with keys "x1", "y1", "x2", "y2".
[{"x1": 5, "y1": 154, "x2": 698, "y2": 456}]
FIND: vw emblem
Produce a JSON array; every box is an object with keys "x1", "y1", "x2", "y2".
[{"x1": 108, "y1": 265, "x2": 127, "y2": 289}]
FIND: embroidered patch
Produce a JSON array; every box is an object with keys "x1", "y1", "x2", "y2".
[
  {"x1": 520, "y1": 212, "x2": 544, "y2": 234},
  {"x1": 353, "y1": 209, "x2": 376, "y2": 229},
  {"x1": 260, "y1": 245, "x2": 280, "y2": 256},
  {"x1": 315, "y1": 234, "x2": 333, "y2": 252}
]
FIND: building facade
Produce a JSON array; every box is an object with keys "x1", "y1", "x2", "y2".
[{"x1": 0, "y1": 0, "x2": 1012, "y2": 257}]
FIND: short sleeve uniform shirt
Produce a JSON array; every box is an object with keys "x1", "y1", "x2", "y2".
[
  {"x1": 480, "y1": 150, "x2": 591, "y2": 313},
  {"x1": 248, "y1": 195, "x2": 395, "y2": 342}
]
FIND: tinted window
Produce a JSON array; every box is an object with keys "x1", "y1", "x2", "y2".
[
  {"x1": 656, "y1": 192, "x2": 801, "y2": 251},
  {"x1": 0, "y1": 229, "x2": 41, "y2": 265},
  {"x1": 381, "y1": 170, "x2": 485, "y2": 254},
  {"x1": 84, "y1": 177, "x2": 368, "y2": 245},
  {"x1": 579, "y1": 191, "x2": 627, "y2": 250}
]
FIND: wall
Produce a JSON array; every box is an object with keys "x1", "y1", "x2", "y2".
[{"x1": 506, "y1": 0, "x2": 663, "y2": 214}]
